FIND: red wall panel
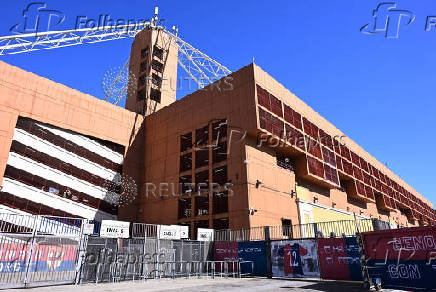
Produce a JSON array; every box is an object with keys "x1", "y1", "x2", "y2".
[
  {"x1": 257, "y1": 85, "x2": 270, "y2": 110},
  {"x1": 308, "y1": 156, "x2": 324, "y2": 178},
  {"x1": 270, "y1": 94, "x2": 283, "y2": 118}
]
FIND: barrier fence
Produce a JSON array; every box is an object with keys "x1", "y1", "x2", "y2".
[
  {"x1": 212, "y1": 224, "x2": 436, "y2": 291},
  {"x1": 213, "y1": 218, "x2": 386, "y2": 241},
  {"x1": 78, "y1": 237, "x2": 214, "y2": 283},
  {"x1": 2, "y1": 212, "x2": 434, "y2": 291},
  {"x1": 0, "y1": 213, "x2": 84, "y2": 289},
  {"x1": 0, "y1": 213, "x2": 252, "y2": 289}
]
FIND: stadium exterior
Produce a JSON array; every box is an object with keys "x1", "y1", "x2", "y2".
[{"x1": 0, "y1": 28, "x2": 434, "y2": 238}]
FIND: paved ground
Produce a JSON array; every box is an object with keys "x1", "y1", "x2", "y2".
[{"x1": 5, "y1": 278, "x2": 394, "y2": 292}]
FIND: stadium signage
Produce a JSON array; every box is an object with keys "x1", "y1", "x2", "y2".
[{"x1": 100, "y1": 220, "x2": 130, "y2": 238}]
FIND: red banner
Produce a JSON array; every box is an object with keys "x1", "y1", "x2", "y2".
[
  {"x1": 214, "y1": 242, "x2": 238, "y2": 261},
  {"x1": 362, "y1": 226, "x2": 436, "y2": 261},
  {"x1": 0, "y1": 243, "x2": 78, "y2": 262},
  {"x1": 317, "y1": 238, "x2": 351, "y2": 280}
]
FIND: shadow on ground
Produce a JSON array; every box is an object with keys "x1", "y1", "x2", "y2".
[{"x1": 277, "y1": 279, "x2": 367, "y2": 292}]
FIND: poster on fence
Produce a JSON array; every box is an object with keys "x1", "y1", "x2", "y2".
[
  {"x1": 362, "y1": 226, "x2": 436, "y2": 290},
  {"x1": 213, "y1": 242, "x2": 238, "y2": 273},
  {"x1": 0, "y1": 243, "x2": 78, "y2": 273},
  {"x1": 238, "y1": 241, "x2": 267, "y2": 276},
  {"x1": 214, "y1": 242, "x2": 238, "y2": 261},
  {"x1": 317, "y1": 237, "x2": 362, "y2": 281},
  {"x1": 214, "y1": 241, "x2": 267, "y2": 276},
  {"x1": 271, "y1": 239, "x2": 320, "y2": 278}
]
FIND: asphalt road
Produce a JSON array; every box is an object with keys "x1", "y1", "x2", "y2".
[{"x1": 6, "y1": 278, "x2": 399, "y2": 292}]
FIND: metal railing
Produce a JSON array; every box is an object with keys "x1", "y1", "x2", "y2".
[
  {"x1": 0, "y1": 213, "x2": 83, "y2": 237},
  {"x1": 0, "y1": 213, "x2": 84, "y2": 289},
  {"x1": 87, "y1": 260, "x2": 253, "y2": 282},
  {"x1": 131, "y1": 223, "x2": 160, "y2": 238},
  {"x1": 0, "y1": 212, "x2": 391, "y2": 289},
  {"x1": 214, "y1": 219, "x2": 389, "y2": 241}
]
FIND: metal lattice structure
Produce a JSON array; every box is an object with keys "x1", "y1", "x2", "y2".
[
  {"x1": 0, "y1": 24, "x2": 147, "y2": 56},
  {"x1": 0, "y1": 9, "x2": 231, "y2": 104},
  {"x1": 165, "y1": 29, "x2": 231, "y2": 88}
]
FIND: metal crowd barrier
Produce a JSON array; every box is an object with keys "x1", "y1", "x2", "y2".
[{"x1": 84, "y1": 260, "x2": 253, "y2": 283}]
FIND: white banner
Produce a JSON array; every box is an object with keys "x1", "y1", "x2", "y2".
[
  {"x1": 159, "y1": 225, "x2": 181, "y2": 240},
  {"x1": 100, "y1": 220, "x2": 130, "y2": 238},
  {"x1": 197, "y1": 228, "x2": 214, "y2": 241},
  {"x1": 180, "y1": 225, "x2": 189, "y2": 239}
]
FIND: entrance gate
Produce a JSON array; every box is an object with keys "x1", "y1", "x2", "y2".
[{"x1": 0, "y1": 213, "x2": 83, "y2": 289}]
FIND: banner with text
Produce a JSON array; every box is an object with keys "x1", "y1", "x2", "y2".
[
  {"x1": 362, "y1": 226, "x2": 436, "y2": 290},
  {"x1": 214, "y1": 241, "x2": 267, "y2": 276},
  {"x1": 317, "y1": 237, "x2": 362, "y2": 281},
  {"x1": 238, "y1": 241, "x2": 267, "y2": 276}
]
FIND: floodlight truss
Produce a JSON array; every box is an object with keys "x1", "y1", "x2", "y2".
[
  {"x1": 0, "y1": 23, "x2": 232, "y2": 103},
  {"x1": 164, "y1": 29, "x2": 231, "y2": 88}
]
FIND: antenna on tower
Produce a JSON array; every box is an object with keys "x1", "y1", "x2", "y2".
[
  {"x1": 172, "y1": 25, "x2": 178, "y2": 36},
  {"x1": 152, "y1": 7, "x2": 159, "y2": 26},
  {"x1": 151, "y1": 7, "x2": 165, "y2": 28}
]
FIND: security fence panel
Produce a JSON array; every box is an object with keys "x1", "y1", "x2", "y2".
[
  {"x1": 80, "y1": 237, "x2": 159, "y2": 283},
  {"x1": 143, "y1": 238, "x2": 158, "y2": 279},
  {"x1": 214, "y1": 242, "x2": 238, "y2": 262},
  {"x1": 345, "y1": 237, "x2": 363, "y2": 281},
  {"x1": 317, "y1": 237, "x2": 362, "y2": 281},
  {"x1": 157, "y1": 239, "x2": 175, "y2": 278},
  {"x1": 112, "y1": 238, "x2": 146, "y2": 281},
  {"x1": 214, "y1": 241, "x2": 238, "y2": 274},
  {"x1": 196, "y1": 241, "x2": 213, "y2": 262},
  {"x1": 79, "y1": 237, "x2": 118, "y2": 283},
  {"x1": 0, "y1": 214, "x2": 82, "y2": 289},
  {"x1": 173, "y1": 240, "x2": 212, "y2": 262},
  {"x1": 0, "y1": 233, "x2": 33, "y2": 289},
  {"x1": 271, "y1": 239, "x2": 320, "y2": 279},
  {"x1": 238, "y1": 241, "x2": 267, "y2": 276},
  {"x1": 24, "y1": 236, "x2": 80, "y2": 287},
  {"x1": 362, "y1": 226, "x2": 436, "y2": 291},
  {"x1": 140, "y1": 238, "x2": 175, "y2": 279}
]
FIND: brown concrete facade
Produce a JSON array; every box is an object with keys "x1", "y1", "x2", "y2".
[
  {"x1": 129, "y1": 62, "x2": 435, "y2": 233},
  {"x1": 252, "y1": 64, "x2": 434, "y2": 227},
  {"x1": 0, "y1": 61, "x2": 144, "y2": 194},
  {"x1": 126, "y1": 28, "x2": 178, "y2": 115},
  {"x1": 130, "y1": 64, "x2": 257, "y2": 231},
  {"x1": 0, "y1": 51, "x2": 434, "y2": 234}
]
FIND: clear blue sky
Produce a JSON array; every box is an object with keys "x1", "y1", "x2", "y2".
[{"x1": 1, "y1": 0, "x2": 435, "y2": 207}]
